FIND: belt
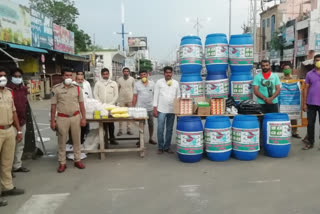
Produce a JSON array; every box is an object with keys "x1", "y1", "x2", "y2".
[
  {"x1": 0, "y1": 125, "x2": 12, "y2": 130},
  {"x1": 57, "y1": 111, "x2": 80, "y2": 118}
]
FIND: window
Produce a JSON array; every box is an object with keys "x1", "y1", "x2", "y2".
[
  {"x1": 271, "y1": 15, "x2": 276, "y2": 34},
  {"x1": 262, "y1": 20, "x2": 266, "y2": 50},
  {"x1": 267, "y1": 18, "x2": 270, "y2": 27}
]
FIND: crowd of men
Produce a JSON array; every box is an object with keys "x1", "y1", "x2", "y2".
[{"x1": 1, "y1": 55, "x2": 320, "y2": 207}]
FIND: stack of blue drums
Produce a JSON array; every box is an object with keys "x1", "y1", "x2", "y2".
[
  {"x1": 229, "y1": 34, "x2": 254, "y2": 103},
  {"x1": 176, "y1": 116, "x2": 204, "y2": 163},
  {"x1": 179, "y1": 36, "x2": 204, "y2": 98},
  {"x1": 205, "y1": 34, "x2": 229, "y2": 99},
  {"x1": 263, "y1": 113, "x2": 291, "y2": 158}
]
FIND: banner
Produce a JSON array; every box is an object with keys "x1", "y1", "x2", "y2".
[
  {"x1": 315, "y1": 33, "x2": 320, "y2": 51},
  {"x1": 279, "y1": 81, "x2": 301, "y2": 119},
  {"x1": 285, "y1": 26, "x2": 294, "y2": 43},
  {"x1": 0, "y1": 0, "x2": 32, "y2": 45},
  {"x1": 128, "y1": 37, "x2": 147, "y2": 47},
  {"x1": 53, "y1": 24, "x2": 74, "y2": 54},
  {"x1": 31, "y1": 8, "x2": 53, "y2": 49}
]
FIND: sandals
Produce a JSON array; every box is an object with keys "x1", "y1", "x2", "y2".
[
  {"x1": 292, "y1": 134, "x2": 302, "y2": 139},
  {"x1": 157, "y1": 149, "x2": 163, "y2": 154},
  {"x1": 302, "y1": 144, "x2": 314, "y2": 150}
]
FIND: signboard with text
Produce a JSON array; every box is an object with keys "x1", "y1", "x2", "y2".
[
  {"x1": 31, "y1": 8, "x2": 53, "y2": 49},
  {"x1": 0, "y1": 0, "x2": 32, "y2": 46},
  {"x1": 53, "y1": 24, "x2": 74, "y2": 54}
]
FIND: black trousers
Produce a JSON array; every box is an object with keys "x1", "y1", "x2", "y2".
[
  {"x1": 307, "y1": 105, "x2": 320, "y2": 145},
  {"x1": 103, "y1": 123, "x2": 115, "y2": 142},
  {"x1": 260, "y1": 103, "x2": 280, "y2": 114}
]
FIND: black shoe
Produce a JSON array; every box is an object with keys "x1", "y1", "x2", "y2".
[
  {"x1": 0, "y1": 198, "x2": 7, "y2": 207},
  {"x1": 13, "y1": 167, "x2": 30, "y2": 173},
  {"x1": 110, "y1": 140, "x2": 119, "y2": 145},
  {"x1": 2, "y1": 187, "x2": 25, "y2": 196}
]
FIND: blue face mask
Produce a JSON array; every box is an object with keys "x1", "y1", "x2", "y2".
[{"x1": 11, "y1": 77, "x2": 23, "y2": 85}]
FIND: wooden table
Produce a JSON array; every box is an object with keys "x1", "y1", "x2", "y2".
[
  {"x1": 176, "y1": 114, "x2": 264, "y2": 119},
  {"x1": 86, "y1": 118, "x2": 147, "y2": 160}
]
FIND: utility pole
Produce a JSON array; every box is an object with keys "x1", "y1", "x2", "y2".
[
  {"x1": 116, "y1": 1, "x2": 131, "y2": 52},
  {"x1": 229, "y1": 0, "x2": 232, "y2": 39},
  {"x1": 253, "y1": 0, "x2": 257, "y2": 62},
  {"x1": 196, "y1": 17, "x2": 200, "y2": 36}
]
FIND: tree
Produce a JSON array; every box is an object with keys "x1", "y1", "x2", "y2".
[
  {"x1": 241, "y1": 23, "x2": 251, "y2": 34},
  {"x1": 139, "y1": 59, "x2": 153, "y2": 72},
  {"x1": 30, "y1": 0, "x2": 92, "y2": 53},
  {"x1": 30, "y1": 0, "x2": 78, "y2": 26}
]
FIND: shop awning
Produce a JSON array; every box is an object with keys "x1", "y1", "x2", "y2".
[
  {"x1": 46, "y1": 49, "x2": 90, "y2": 62},
  {"x1": 0, "y1": 42, "x2": 48, "y2": 54}
]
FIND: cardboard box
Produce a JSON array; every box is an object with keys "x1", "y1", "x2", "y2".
[
  {"x1": 211, "y1": 98, "x2": 226, "y2": 115},
  {"x1": 193, "y1": 97, "x2": 211, "y2": 116},
  {"x1": 174, "y1": 98, "x2": 193, "y2": 115}
]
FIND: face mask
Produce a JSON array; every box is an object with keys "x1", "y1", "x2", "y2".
[
  {"x1": 12, "y1": 77, "x2": 23, "y2": 85},
  {"x1": 315, "y1": 61, "x2": 320, "y2": 68},
  {"x1": 78, "y1": 83, "x2": 83, "y2": 88},
  {"x1": 283, "y1": 69, "x2": 291, "y2": 76},
  {"x1": 141, "y1": 77, "x2": 147, "y2": 83},
  {"x1": 167, "y1": 80, "x2": 172, "y2": 86},
  {"x1": 0, "y1": 76, "x2": 7, "y2": 87},
  {"x1": 64, "y1": 78, "x2": 73, "y2": 85}
]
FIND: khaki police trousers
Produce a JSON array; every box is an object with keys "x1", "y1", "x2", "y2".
[
  {"x1": 56, "y1": 114, "x2": 81, "y2": 164},
  {"x1": 13, "y1": 125, "x2": 26, "y2": 170},
  {"x1": 0, "y1": 126, "x2": 15, "y2": 192}
]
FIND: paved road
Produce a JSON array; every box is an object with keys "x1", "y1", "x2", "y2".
[{"x1": 2, "y1": 74, "x2": 320, "y2": 214}]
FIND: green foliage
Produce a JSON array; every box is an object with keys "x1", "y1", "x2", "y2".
[
  {"x1": 139, "y1": 59, "x2": 153, "y2": 72},
  {"x1": 29, "y1": 0, "x2": 91, "y2": 53},
  {"x1": 30, "y1": 0, "x2": 78, "y2": 26},
  {"x1": 270, "y1": 32, "x2": 283, "y2": 51}
]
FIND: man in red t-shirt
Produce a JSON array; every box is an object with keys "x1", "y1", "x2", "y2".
[{"x1": 7, "y1": 68, "x2": 30, "y2": 173}]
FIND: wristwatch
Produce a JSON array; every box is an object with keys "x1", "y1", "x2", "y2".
[{"x1": 17, "y1": 131, "x2": 22, "y2": 134}]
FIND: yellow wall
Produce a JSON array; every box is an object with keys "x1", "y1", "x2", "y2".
[{"x1": 19, "y1": 56, "x2": 39, "y2": 73}]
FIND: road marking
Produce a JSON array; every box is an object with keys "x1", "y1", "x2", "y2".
[
  {"x1": 34, "y1": 123, "x2": 50, "y2": 126},
  {"x1": 248, "y1": 179, "x2": 281, "y2": 184},
  {"x1": 39, "y1": 127, "x2": 51, "y2": 132},
  {"x1": 108, "y1": 187, "x2": 145, "y2": 192},
  {"x1": 16, "y1": 193, "x2": 70, "y2": 214},
  {"x1": 179, "y1": 184, "x2": 208, "y2": 213}
]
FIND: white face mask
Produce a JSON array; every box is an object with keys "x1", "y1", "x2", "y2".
[
  {"x1": 11, "y1": 77, "x2": 23, "y2": 85},
  {"x1": 0, "y1": 76, "x2": 7, "y2": 87},
  {"x1": 64, "y1": 78, "x2": 73, "y2": 85}
]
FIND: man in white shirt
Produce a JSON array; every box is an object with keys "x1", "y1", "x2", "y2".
[
  {"x1": 132, "y1": 71, "x2": 156, "y2": 145},
  {"x1": 153, "y1": 66, "x2": 180, "y2": 154},
  {"x1": 93, "y1": 68, "x2": 119, "y2": 144},
  {"x1": 76, "y1": 71, "x2": 93, "y2": 99},
  {"x1": 117, "y1": 67, "x2": 135, "y2": 136}
]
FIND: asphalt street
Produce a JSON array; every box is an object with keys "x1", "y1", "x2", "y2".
[{"x1": 2, "y1": 74, "x2": 320, "y2": 214}]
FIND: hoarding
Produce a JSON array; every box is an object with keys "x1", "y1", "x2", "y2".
[
  {"x1": 128, "y1": 37, "x2": 147, "y2": 47},
  {"x1": 53, "y1": 24, "x2": 74, "y2": 54},
  {"x1": 31, "y1": 8, "x2": 53, "y2": 49},
  {"x1": 285, "y1": 26, "x2": 294, "y2": 43},
  {"x1": 315, "y1": 33, "x2": 320, "y2": 51},
  {"x1": 0, "y1": 0, "x2": 32, "y2": 46},
  {"x1": 282, "y1": 49, "x2": 294, "y2": 61}
]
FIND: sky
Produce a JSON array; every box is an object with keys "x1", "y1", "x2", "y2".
[{"x1": 15, "y1": 0, "x2": 251, "y2": 62}]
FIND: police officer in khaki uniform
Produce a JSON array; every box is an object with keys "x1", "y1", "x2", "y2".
[
  {"x1": 0, "y1": 67, "x2": 24, "y2": 207},
  {"x1": 50, "y1": 69, "x2": 86, "y2": 173}
]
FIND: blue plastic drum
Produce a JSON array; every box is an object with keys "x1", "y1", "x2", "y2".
[
  {"x1": 229, "y1": 34, "x2": 254, "y2": 73},
  {"x1": 180, "y1": 74, "x2": 204, "y2": 98},
  {"x1": 229, "y1": 73, "x2": 253, "y2": 102},
  {"x1": 179, "y1": 36, "x2": 203, "y2": 74},
  {"x1": 205, "y1": 116, "x2": 232, "y2": 161},
  {"x1": 232, "y1": 115, "x2": 260, "y2": 161},
  {"x1": 176, "y1": 116, "x2": 204, "y2": 163},
  {"x1": 205, "y1": 74, "x2": 228, "y2": 99},
  {"x1": 205, "y1": 34, "x2": 228, "y2": 76},
  {"x1": 263, "y1": 113, "x2": 291, "y2": 158}
]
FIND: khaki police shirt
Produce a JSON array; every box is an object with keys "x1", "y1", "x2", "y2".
[
  {"x1": 0, "y1": 87, "x2": 16, "y2": 126},
  {"x1": 51, "y1": 83, "x2": 84, "y2": 115}
]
